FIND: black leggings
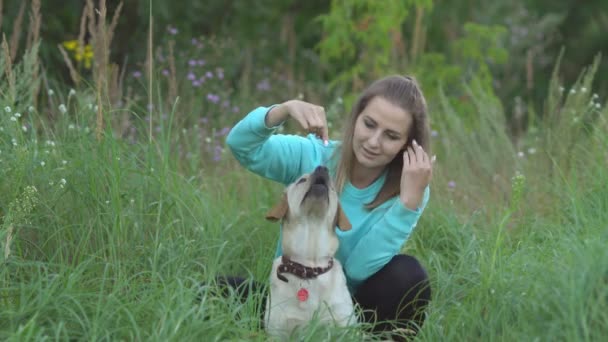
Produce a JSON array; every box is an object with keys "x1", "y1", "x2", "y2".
[{"x1": 211, "y1": 254, "x2": 431, "y2": 339}]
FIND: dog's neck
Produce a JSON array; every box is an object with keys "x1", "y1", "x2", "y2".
[{"x1": 282, "y1": 218, "x2": 338, "y2": 267}]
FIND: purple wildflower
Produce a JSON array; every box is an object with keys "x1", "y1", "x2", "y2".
[
  {"x1": 448, "y1": 181, "x2": 456, "y2": 189},
  {"x1": 187, "y1": 72, "x2": 196, "y2": 81},
  {"x1": 191, "y1": 38, "x2": 199, "y2": 45},
  {"x1": 232, "y1": 106, "x2": 240, "y2": 113},
  {"x1": 205, "y1": 71, "x2": 214, "y2": 79},
  {"x1": 216, "y1": 126, "x2": 231, "y2": 136},
  {"x1": 256, "y1": 79, "x2": 271, "y2": 91},
  {"x1": 167, "y1": 26, "x2": 178, "y2": 35},
  {"x1": 132, "y1": 71, "x2": 142, "y2": 78},
  {"x1": 192, "y1": 80, "x2": 202, "y2": 87},
  {"x1": 188, "y1": 59, "x2": 197, "y2": 67},
  {"x1": 197, "y1": 59, "x2": 206, "y2": 66},
  {"x1": 213, "y1": 144, "x2": 223, "y2": 162},
  {"x1": 162, "y1": 69, "x2": 170, "y2": 76},
  {"x1": 206, "y1": 94, "x2": 220, "y2": 104}
]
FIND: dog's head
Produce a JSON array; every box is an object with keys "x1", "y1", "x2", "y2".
[{"x1": 265, "y1": 166, "x2": 351, "y2": 232}]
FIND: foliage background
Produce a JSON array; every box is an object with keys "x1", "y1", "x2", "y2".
[{"x1": 0, "y1": 0, "x2": 607, "y2": 340}]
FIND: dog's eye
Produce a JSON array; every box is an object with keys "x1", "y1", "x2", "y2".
[{"x1": 296, "y1": 178, "x2": 307, "y2": 185}]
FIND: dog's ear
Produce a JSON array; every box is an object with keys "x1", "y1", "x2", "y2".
[
  {"x1": 265, "y1": 193, "x2": 289, "y2": 222},
  {"x1": 335, "y1": 202, "x2": 352, "y2": 231}
]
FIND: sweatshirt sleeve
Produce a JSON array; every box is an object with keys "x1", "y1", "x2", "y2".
[
  {"x1": 225, "y1": 106, "x2": 326, "y2": 185},
  {"x1": 344, "y1": 186, "x2": 430, "y2": 288}
]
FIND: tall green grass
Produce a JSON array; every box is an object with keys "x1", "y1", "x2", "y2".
[{"x1": 1, "y1": 43, "x2": 607, "y2": 341}]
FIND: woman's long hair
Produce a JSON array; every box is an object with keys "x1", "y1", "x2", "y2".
[{"x1": 333, "y1": 75, "x2": 430, "y2": 209}]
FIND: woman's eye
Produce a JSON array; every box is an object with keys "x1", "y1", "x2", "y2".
[
  {"x1": 364, "y1": 120, "x2": 374, "y2": 128},
  {"x1": 386, "y1": 134, "x2": 400, "y2": 140},
  {"x1": 296, "y1": 178, "x2": 307, "y2": 185}
]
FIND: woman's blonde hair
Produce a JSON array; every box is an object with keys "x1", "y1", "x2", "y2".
[{"x1": 333, "y1": 75, "x2": 430, "y2": 209}]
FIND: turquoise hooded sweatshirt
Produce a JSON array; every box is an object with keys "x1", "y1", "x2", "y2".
[{"x1": 226, "y1": 106, "x2": 430, "y2": 293}]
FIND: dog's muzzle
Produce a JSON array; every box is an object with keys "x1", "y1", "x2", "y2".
[{"x1": 307, "y1": 166, "x2": 330, "y2": 198}]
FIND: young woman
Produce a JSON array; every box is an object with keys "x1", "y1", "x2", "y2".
[{"x1": 224, "y1": 75, "x2": 434, "y2": 339}]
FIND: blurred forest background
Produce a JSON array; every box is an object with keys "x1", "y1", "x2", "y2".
[
  {"x1": 1, "y1": 1, "x2": 607, "y2": 340},
  {"x1": 1, "y1": 0, "x2": 607, "y2": 132}
]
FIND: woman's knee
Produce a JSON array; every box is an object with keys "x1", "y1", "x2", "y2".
[{"x1": 389, "y1": 255, "x2": 431, "y2": 300}]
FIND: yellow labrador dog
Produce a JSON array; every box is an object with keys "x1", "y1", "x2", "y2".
[{"x1": 264, "y1": 166, "x2": 356, "y2": 338}]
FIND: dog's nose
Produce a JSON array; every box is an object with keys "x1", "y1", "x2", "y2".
[{"x1": 313, "y1": 166, "x2": 328, "y2": 175}]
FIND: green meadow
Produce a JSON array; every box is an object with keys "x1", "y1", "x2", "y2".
[{"x1": 1, "y1": 1, "x2": 607, "y2": 341}]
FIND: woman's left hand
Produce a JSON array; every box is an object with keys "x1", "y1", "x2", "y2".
[{"x1": 400, "y1": 139, "x2": 435, "y2": 210}]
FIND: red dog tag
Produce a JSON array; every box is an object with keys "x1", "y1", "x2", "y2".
[{"x1": 297, "y1": 288, "x2": 309, "y2": 302}]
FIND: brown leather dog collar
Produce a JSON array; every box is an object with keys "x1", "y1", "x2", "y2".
[{"x1": 276, "y1": 255, "x2": 334, "y2": 283}]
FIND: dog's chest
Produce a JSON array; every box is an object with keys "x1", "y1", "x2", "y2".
[{"x1": 266, "y1": 257, "x2": 353, "y2": 324}]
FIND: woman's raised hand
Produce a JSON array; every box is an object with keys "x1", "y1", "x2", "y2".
[
  {"x1": 266, "y1": 100, "x2": 329, "y2": 145},
  {"x1": 400, "y1": 139, "x2": 435, "y2": 210}
]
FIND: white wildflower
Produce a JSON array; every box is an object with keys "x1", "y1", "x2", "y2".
[
  {"x1": 527, "y1": 147, "x2": 537, "y2": 155},
  {"x1": 40, "y1": 161, "x2": 45, "y2": 167},
  {"x1": 93, "y1": 105, "x2": 98, "y2": 112},
  {"x1": 47, "y1": 89, "x2": 55, "y2": 96},
  {"x1": 11, "y1": 138, "x2": 17, "y2": 146},
  {"x1": 14, "y1": 112, "x2": 21, "y2": 118},
  {"x1": 130, "y1": 198, "x2": 135, "y2": 204},
  {"x1": 570, "y1": 88, "x2": 576, "y2": 94},
  {"x1": 68, "y1": 88, "x2": 76, "y2": 97},
  {"x1": 10, "y1": 116, "x2": 17, "y2": 122},
  {"x1": 59, "y1": 178, "x2": 67, "y2": 188},
  {"x1": 68, "y1": 124, "x2": 75, "y2": 130},
  {"x1": 592, "y1": 93, "x2": 599, "y2": 99},
  {"x1": 581, "y1": 87, "x2": 587, "y2": 93},
  {"x1": 59, "y1": 104, "x2": 67, "y2": 114},
  {"x1": 105, "y1": 200, "x2": 110, "y2": 205},
  {"x1": 559, "y1": 86, "x2": 564, "y2": 92},
  {"x1": 596, "y1": 103, "x2": 601, "y2": 109},
  {"x1": 62, "y1": 160, "x2": 67, "y2": 165},
  {"x1": 28, "y1": 106, "x2": 35, "y2": 112},
  {"x1": 0, "y1": 126, "x2": 3, "y2": 131},
  {"x1": 22, "y1": 126, "x2": 27, "y2": 132},
  {"x1": 517, "y1": 151, "x2": 525, "y2": 158},
  {"x1": 4, "y1": 106, "x2": 11, "y2": 113},
  {"x1": 205, "y1": 137, "x2": 211, "y2": 143},
  {"x1": 49, "y1": 181, "x2": 55, "y2": 186}
]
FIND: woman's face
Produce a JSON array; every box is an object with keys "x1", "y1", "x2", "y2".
[{"x1": 352, "y1": 96, "x2": 412, "y2": 175}]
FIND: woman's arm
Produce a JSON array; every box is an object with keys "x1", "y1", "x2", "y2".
[
  {"x1": 343, "y1": 187, "x2": 430, "y2": 287},
  {"x1": 226, "y1": 106, "x2": 327, "y2": 185}
]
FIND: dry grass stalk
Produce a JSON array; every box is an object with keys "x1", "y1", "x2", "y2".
[
  {"x1": 94, "y1": 0, "x2": 108, "y2": 141},
  {"x1": 147, "y1": 14, "x2": 153, "y2": 142},
  {"x1": 83, "y1": 0, "x2": 119, "y2": 140},
  {"x1": 107, "y1": 2, "x2": 123, "y2": 50},
  {"x1": 9, "y1": 1, "x2": 26, "y2": 62},
  {"x1": 77, "y1": 1, "x2": 90, "y2": 65},
  {"x1": 58, "y1": 44, "x2": 81, "y2": 85},
  {"x1": 2, "y1": 34, "x2": 15, "y2": 103},
  {"x1": 4, "y1": 225, "x2": 13, "y2": 260},
  {"x1": 168, "y1": 40, "x2": 178, "y2": 103},
  {"x1": 27, "y1": 0, "x2": 42, "y2": 105},
  {"x1": 26, "y1": 0, "x2": 41, "y2": 52},
  {"x1": 0, "y1": 0, "x2": 4, "y2": 35},
  {"x1": 411, "y1": 6, "x2": 425, "y2": 63}
]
